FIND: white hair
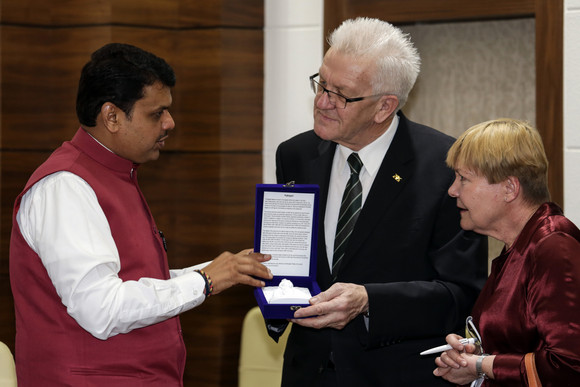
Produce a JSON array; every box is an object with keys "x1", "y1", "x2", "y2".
[{"x1": 328, "y1": 17, "x2": 421, "y2": 109}]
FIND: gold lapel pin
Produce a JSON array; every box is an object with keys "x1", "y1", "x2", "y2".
[{"x1": 392, "y1": 174, "x2": 402, "y2": 182}]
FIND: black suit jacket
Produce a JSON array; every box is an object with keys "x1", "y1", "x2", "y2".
[{"x1": 275, "y1": 112, "x2": 488, "y2": 386}]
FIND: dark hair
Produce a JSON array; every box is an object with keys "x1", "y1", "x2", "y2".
[{"x1": 76, "y1": 43, "x2": 176, "y2": 127}]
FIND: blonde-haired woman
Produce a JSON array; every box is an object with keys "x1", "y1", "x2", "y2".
[{"x1": 433, "y1": 118, "x2": 580, "y2": 386}]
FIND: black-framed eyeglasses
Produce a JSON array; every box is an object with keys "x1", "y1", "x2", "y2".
[{"x1": 309, "y1": 73, "x2": 388, "y2": 109}]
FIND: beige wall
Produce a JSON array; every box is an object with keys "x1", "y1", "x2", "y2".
[
  {"x1": 564, "y1": 0, "x2": 580, "y2": 225},
  {"x1": 402, "y1": 19, "x2": 536, "y2": 262},
  {"x1": 402, "y1": 18, "x2": 535, "y2": 138}
]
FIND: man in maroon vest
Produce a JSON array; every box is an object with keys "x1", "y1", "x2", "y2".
[{"x1": 9, "y1": 43, "x2": 272, "y2": 386}]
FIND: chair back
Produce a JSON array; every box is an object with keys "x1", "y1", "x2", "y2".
[
  {"x1": 238, "y1": 306, "x2": 291, "y2": 387},
  {"x1": 0, "y1": 342, "x2": 17, "y2": 387}
]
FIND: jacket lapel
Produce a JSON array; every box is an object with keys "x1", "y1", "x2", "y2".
[
  {"x1": 309, "y1": 140, "x2": 336, "y2": 285},
  {"x1": 336, "y1": 114, "x2": 416, "y2": 276}
]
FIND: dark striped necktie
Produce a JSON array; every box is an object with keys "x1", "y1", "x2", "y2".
[{"x1": 332, "y1": 152, "x2": 363, "y2": 279}]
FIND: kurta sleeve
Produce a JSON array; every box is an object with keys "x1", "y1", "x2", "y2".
[{"x1": 18, "y1": 172, "x2": 208, "y2": 340}]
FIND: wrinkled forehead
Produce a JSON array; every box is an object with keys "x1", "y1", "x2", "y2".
[{"x1": 320, "y1": 49, "x2": 375, "y2": 91}]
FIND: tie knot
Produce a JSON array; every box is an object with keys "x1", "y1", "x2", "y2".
[{"x1": 347, "y1": 153, "x2": 363, "y2": 175}]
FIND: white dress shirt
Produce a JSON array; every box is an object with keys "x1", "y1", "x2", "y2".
[
  {"x1": 17, "y1": 171, "x2": 209, "y2": 340},
  {"x1": 324, "y1": 115, "x2": 399, "y2": 269}
]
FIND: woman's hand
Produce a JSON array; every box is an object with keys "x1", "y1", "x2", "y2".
[
  {"x1": 434, "y1": 352, "x2": 478, "y2": 385},
  {"x1": 432, "y1": 334, "x2": 480, "y2": 385}
]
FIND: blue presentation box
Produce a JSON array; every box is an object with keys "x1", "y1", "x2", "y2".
[{"x1": 253, "y1": 183, "x2": 321, "y2": 319}]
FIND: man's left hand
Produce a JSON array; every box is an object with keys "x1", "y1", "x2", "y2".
[{"x1": 290, "y1": 282, "x2": 368, "y2": 329}]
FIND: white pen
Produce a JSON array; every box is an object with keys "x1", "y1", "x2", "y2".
[{"x1": 420, "y1": 337, "x2": 476, "y2": 355}]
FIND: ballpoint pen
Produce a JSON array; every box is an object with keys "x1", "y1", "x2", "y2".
[{"x1": 420, "y1": 337, "x2": 476, "y2": 355}]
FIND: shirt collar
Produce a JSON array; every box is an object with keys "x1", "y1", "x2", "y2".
[{"x1": 336, "y1": 114, "x2": 399, "y2": 178}]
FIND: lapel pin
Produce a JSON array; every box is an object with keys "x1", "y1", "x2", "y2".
[{"x1": 392, "y1": 174, "x2": 402, "y2": 182}]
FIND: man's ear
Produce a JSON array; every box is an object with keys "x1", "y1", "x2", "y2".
[
  {"x1": 375, "y1": 95, "x2": 399, "y2": 124},
  {"x1": 101, "y1": 103, "x2": 120, "y2": 133}
]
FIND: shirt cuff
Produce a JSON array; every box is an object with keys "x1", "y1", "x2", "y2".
[{"x1": 171, "y1": 271, "x2": 207, "y2": 306}]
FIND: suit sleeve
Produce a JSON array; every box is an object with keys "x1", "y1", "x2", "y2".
[{"x1": 363, "y1": 172, "x2": 488, "y2": 347}]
